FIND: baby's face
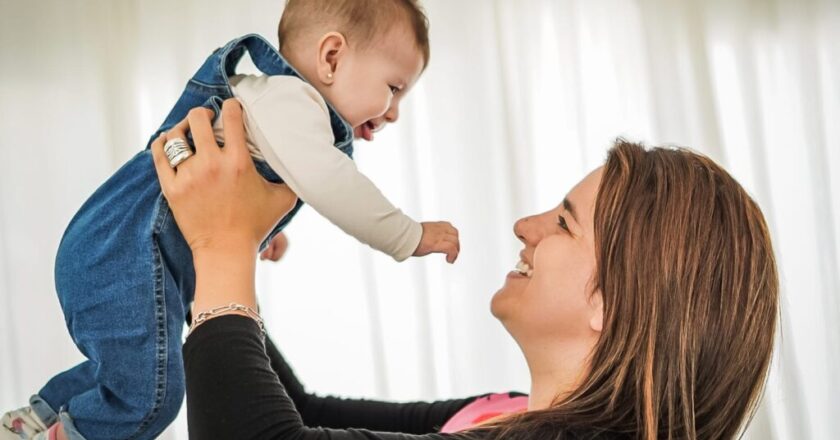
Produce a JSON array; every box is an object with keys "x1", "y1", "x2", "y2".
[{"x1": 327, "y1": 28, "x2": 425, "y2": 142}]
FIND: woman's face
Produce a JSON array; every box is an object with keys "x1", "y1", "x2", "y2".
[{"x1": 491, "y1": 167, "x2": 604, "y2": 347}]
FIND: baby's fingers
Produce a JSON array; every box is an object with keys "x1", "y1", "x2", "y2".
[
  {"x1": 437, "y1": 237, "x2": 460, "y2": 264},
  {"x1": 260, "y1": 233, "x2": 289, "y2": 262},
  {"x1": 259, "y1": 240, "x2": 277, "y2": 261},
  {"x1": 437, "y1": 222, "x2": 458, "y2": 234}
]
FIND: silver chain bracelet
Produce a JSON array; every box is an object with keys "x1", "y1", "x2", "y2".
[{"x1": 192, "y1": 303, "x2": 266, "y2": 335}]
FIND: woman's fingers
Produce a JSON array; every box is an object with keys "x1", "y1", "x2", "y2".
[
  {"x1": 186, "y1": 107, "x2": 218, "y2": 156},
  {"x1": 151, "y1": 133, "x2": 176, "y2": 195},
  {"x1": 168, "y1": 116, "x2": 191, "y2": 143},
  {"x1": 220, "y1": 99, "x2": 251, "y2": 165},
  {"x1": 165, "y1": 115, "x2": 191, "y2": 149}
]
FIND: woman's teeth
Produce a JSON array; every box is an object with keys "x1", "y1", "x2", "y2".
[{"x1": 515, "y1": 261, "x2": 533, "y2": 277}]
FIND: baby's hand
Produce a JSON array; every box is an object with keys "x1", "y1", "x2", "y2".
[
  {"x1": 413, "y1": 222, "x2": 460, "y2": 264},
  {"x1": 260, "y1": 232, "x2": 289, "y2": 262}
]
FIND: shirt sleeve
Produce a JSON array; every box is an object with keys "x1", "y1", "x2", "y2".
[
  {"x1": 183, "y1": 315, "x2": 486, "y2": 440},
  {"x1": 263, "y1": 336, "x2": 482, "y2": 433},
  {"x1": 231, "y1": 75, "x2": 423, "y2": 262}
]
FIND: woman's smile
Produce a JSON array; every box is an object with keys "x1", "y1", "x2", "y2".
[{"x1": 513, "y1": 260, "x2": 533, "y2": 278}]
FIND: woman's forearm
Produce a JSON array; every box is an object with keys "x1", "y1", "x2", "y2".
[
  {"x1": 192, "y1": 246, "x2": 259, "y2": 320},
  {"x1": 185, "y1": 316, "x2": 459, "y2": 440}
]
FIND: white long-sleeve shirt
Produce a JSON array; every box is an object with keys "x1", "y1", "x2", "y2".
[{"x1": 212, "y1": 74, "x2": 422, "y2": 262}]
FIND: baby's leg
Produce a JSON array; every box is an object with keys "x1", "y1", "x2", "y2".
[
  {"x1": 36, "y1": 362, "x2": 98, "y2": 421},
  {"x1": 43, "y1": 258, "x2": 186, "y2": 440},
  {"x1": 34, "y1": 210, "x2": 189, "y2": 440},
  {"x1": 11, "y1": 150, "x2": 190, "y2": 440},
  {"x1": 2, "y1": 337, "x2": 99, "y2": 436}
]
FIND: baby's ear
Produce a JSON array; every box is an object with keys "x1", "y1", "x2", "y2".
[
  {"x1": 589, "y1": 290, "x2": 604, "y2": 333},
  {"x1": 317, "y1": 32, "x2": 348, "y2": 85}
]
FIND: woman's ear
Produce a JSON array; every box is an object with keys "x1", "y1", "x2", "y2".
[
  {"x1": 589, "y1": 290, "x2": 604, "y2": 333},
  {"x1": 316, "y1": 32, "x2": 347, "y2": 86}
]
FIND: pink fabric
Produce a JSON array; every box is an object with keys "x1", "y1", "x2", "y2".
[{"x1": 439, "y1": 393, "x2": 528, "y2": 433}]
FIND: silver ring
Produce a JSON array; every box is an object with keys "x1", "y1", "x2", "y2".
[{"x1": 164, "y1": 138, "x2": 193, "y2": 168}]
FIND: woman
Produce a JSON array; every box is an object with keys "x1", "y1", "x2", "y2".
[{"x1": 154, "y1": 100, "x2": 778, "y2": 439}]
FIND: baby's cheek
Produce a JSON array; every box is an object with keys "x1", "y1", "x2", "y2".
[{"x1": 374, "y1": 97, "x2": 391, "y2": 119}]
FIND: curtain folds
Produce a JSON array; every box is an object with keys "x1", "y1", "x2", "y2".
[{"x1": 1, "y1": 1, "x2": 836, "y2": 438}]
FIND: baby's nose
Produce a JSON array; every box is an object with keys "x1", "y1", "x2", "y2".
[{"x1": 385, "y1": 105, "x2": 400, "y2": 123}]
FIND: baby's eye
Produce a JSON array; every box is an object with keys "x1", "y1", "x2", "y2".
[
  {"x1": 557, "y1": 215, "x2": 570, "y2": 232},
  {"x1": 389, "y1": 85, "x2": 400, "y2": 95}
]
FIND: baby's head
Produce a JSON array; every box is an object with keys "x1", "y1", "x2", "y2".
[{"x1": 278, "y1": 0, "x2": 430, "y2": 141}]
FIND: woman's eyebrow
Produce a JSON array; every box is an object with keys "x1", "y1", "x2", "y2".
[{"x1": 563, "y1": 198, "x2": 579, "y2": 225}]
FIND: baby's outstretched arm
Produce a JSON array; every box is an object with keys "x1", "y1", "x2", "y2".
[
  {"x1": 232, "y1": 75, "x2": 462, "y2": 263},
  {"x1": 413, "y1": 222, "x2": 460, "y2": 264}
]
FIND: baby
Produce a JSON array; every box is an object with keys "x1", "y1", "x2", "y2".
[{"x1": 0, "y1": 1, "x2": 459, "y2": 439}]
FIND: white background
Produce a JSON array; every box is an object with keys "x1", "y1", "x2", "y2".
[{"x1": 0, "y1": 0, "x2": 838, "y2": 438}]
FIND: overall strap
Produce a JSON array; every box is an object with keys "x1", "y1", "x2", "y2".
[
  {"x1": 219, "y1": 34, "x2": 354, "y2": 150},
  {"x1": 192, "y1": 34, "x2": 352, "y2": 149},
  {"x1": 192, "y1": 34, "x2": 301, "y2": 93},
  {"x1": 148, "y1": 34, "x2": 354, "y2": 152},
  {"x1": 224, "y1": 34, "x2": 300, "y2": 78}
]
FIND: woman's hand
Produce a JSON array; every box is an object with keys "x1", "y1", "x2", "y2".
[
  {"x1": 151, "y1": 99, "x2": 298, "y2": 259},
  {"x1": 151, "y1": 99, "x2": 298, "y2": 321}
]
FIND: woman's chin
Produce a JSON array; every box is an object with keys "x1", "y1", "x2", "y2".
[
  {"x1": 489, "y1": 298, "x2": 508, "y2": 324},
  {"x1": 490, "y1": 274, "x2": 527, "y2": 320}
]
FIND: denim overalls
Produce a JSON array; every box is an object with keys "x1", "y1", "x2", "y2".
[{"x1": 31, "y1": 34, "x2": 354, "y2": 440}]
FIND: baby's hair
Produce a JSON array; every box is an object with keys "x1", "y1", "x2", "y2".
[{"x1": 278, "y1": 0, "x2": 430, "y2": 68}]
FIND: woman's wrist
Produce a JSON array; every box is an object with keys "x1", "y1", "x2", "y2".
[
  {"x1": 189, "y1": 232, "x2": 261, "y2": 261},
  {"x1": 192, "y1": 246, "x2": 259, "y2": 322}
]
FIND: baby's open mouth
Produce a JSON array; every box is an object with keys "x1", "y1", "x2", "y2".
[{"x1": 357, "y1": 121, "x2": 377, "y2": 142}]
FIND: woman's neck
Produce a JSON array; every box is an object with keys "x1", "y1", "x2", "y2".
[{"x1": 523, "y1": 338, "x2": 594, "y2": 411}]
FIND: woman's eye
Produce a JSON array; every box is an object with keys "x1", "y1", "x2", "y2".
[{"x1": 557, "y1": 215, "x2": 570, "y2": 231}]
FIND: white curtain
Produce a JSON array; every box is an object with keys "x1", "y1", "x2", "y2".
[{"x1": 1, "y1": 1, "x2": 837, "y2": 439}]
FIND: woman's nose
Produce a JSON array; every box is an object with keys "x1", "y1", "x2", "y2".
[
  {"x1": 514, "y1": 213, "x2": 554, "y2": 246},
  {"x1": 514, "y1": 216, "x2": 537, "y2": 246}
]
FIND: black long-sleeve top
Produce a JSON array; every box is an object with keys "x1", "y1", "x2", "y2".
[
  {"x1": 183, "y1": 315, "x2": 495, "y2": 439},
  {"x1": 183, "y1": 316, "x2": 624, "y2": 439}
]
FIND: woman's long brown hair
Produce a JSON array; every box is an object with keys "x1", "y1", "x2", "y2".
[{"x1": 481, "y1": 140, "x2": 779, "y2": 439}]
